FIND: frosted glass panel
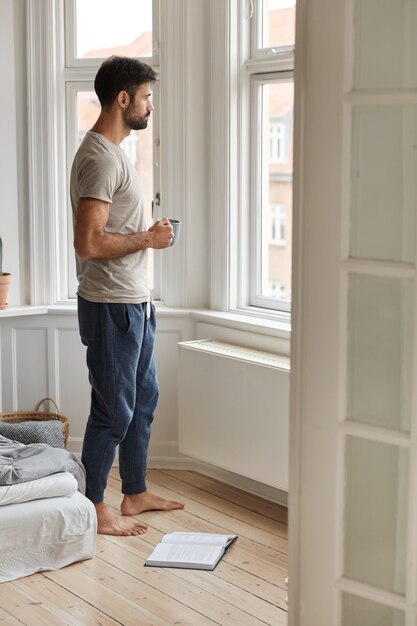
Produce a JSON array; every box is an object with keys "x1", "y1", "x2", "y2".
[
  {"x1": 344, "y1": 437, "x2": 408, "y2": 594},
  {"x1": 346, "y1": 275, "x2": 413, "y2": 432},
  {"x1": 342, "y1": 593, "x2": 404, "y2": 626},
  {"x1": 353, "y1": 0, "x2": 417, "y2": 89},
  {"x1": 350, "y1": 106, "x2": 417, "y2": 263}
]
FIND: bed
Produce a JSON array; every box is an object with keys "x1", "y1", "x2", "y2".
[{"x1": 0, "y1": 437, "x2": 97, "y2": 583}]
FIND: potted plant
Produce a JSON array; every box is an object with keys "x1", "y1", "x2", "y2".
[{"x1": 0, "y1": 237, "x2": 11, "y2": 310}]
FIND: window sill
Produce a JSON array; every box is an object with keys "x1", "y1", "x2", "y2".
[
  {"x1": 190, "y1": 309, "x2": 291, "y2": 340},
  {"x1": 0, "y1": 305, "x2": 48, "y2": 318},
  {"x1": 0, "y1": 304, "x2": 291, "y2": 342},
  {"x1": 0, "y1": 304, "x2": 77, "y2": 318},
  {"x1": 47, "y1": 303, "x2": 291, "y2": 341}
]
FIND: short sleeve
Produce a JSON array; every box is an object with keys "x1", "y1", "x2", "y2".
[{"x1": 79, "y1": 153, "x2": 121, "y2": 203}]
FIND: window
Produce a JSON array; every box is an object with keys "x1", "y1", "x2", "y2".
[
  {"x1": 260, "y1": 0, "x2": 296, "y2": 50},
  {"x1": 28, "y1": 0, "x2": 160, "y2": 304},
  {"x1": 231, "y1": 0, "x2": 295, "y2": 315},
  {"x1": 74, "y1": 0, "x2": 153, "y2": 60},
  {"x1": 63, "y1": 0, "x2": 159, "y2": 301}
]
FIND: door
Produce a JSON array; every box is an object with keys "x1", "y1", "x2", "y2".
[{"x1": 290, "y1": 1, "x2": 417, "y2": 624}]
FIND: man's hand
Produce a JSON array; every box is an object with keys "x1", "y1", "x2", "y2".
[{"x1": 148, "y1": 218, "x2": 174, "y2": 249}]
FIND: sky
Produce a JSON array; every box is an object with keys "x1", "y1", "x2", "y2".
[{"x1": 76, "y1": 0, "x2": 152, "y2": 57}]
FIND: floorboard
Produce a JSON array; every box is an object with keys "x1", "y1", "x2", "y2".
[{"x1": 0, "y1": 470, "x2": 288, "y2": 626}]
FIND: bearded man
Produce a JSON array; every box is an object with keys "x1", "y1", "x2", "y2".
[{"x1": 70, "y1": 56, "x2": 184, "y2": 536}]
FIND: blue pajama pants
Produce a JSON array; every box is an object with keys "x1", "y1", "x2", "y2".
[{"x1": 77, "y1": 296, "x2": 159, "y2": 504}]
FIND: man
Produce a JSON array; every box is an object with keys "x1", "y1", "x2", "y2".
[{"x1": 70, "y1": 56, "x2": 184, "y2": 536}]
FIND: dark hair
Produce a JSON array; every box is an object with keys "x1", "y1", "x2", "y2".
[{"x1": 94, "y1": 56, "x2": 158, "y2": 108}]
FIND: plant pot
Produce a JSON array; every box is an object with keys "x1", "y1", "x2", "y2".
[{"x1": 0, "y1": 273, "x2": 11, "y2": 310}]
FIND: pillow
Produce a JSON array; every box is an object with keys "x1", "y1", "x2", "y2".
[
  {"x1": 0, "y1": 472, "x2": 77, "y2": 506},
  {"x1": 0, "y1": 420, "x2": 65, "y2": 448}
]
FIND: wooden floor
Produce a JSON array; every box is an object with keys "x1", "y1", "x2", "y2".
[{"x1": 0, "y1": 469, "x2": 288, "y2": 626}]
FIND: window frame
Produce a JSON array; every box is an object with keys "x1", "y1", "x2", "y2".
[
  {"x1": 27, "y1": 0, "x2": 161, "y2": 305},
  {"x1": 228, "y1": 0, "x2": 295, "y2": 317},
  {"x1": 65, "y1": 0, "x2": 161, "y2": 302},
  {"x1": 250, "y1": 71, "x2": 293, "y2": 312},
  {"x1": 251, "y1": 0, "x2": 295, "y2": 60}
]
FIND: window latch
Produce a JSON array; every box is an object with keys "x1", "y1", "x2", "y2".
[
  {"x1": 268, "y1": 47, "x2": 295, "y2": 56},
  {"x1": 247, "y1": 0, "x2": 254, "y2": 19},
  {"x1": 152, "y1": 193, "x2": 161, "y2": 218}
]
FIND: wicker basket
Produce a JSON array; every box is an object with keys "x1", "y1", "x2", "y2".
[{"x1": 0, "y1": 397, "x2": 69, "y2": 447}]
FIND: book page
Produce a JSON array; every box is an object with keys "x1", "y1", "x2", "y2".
[
  {"x1": 147, "y1": 542, "x2": 224, "y2": 566},
  {"x1": 161, "y1": 532, "x2": 236, "y2": 547}
]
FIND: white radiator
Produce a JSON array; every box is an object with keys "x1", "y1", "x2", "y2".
[{"x1": 178, "y1": 340, "x2": 290, "y2": 491}]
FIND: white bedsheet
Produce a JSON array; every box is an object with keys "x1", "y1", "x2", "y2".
[
  {"x1": 0, "y1": 471, "x2": 77, "y2": 506},
  {"x1": 0, "y1": 491, "x2": 97, "y2": 583}
]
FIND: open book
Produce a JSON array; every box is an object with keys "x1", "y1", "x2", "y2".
[{"x1": 145, "y1": 532, "x2": 238, "y2": 570}]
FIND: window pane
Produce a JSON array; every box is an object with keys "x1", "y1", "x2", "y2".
[
  {"x1": 350, "y1": 106, "x2": 417, "y2": 263},
  {"x1": 342, "y1": 593, "x2": 405, "y2": 626},
  {"x1": 75, "y1": 91, "x2": 154, "y2": 290},
  {"x1": 346, "y1": 275, "x2": 413, "y2": 432},
  {"x1": 259, "y1": 81, "x2": 293, "y2": 302},
  {"x1": 353, "y1": 0, "x2": 417, "y2": 90},
  {"x1": 344, "y1": 437, "x2": 408, "y2": 595},
  {"x1": 76, "y1": 91, "x2": 100, "y2": 142},
  {"x1": 75, "y1": 0, "x2": 153, "y2": 59},
  {"x1": 261, "y1": 0, "x2": 296, "y2": 49}
]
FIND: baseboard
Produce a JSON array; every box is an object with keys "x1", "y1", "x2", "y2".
[
  {"x1": 148, "y1": 444, "x2": 288, "y2": 506},
  {"x1": 147, "y1": 441, "x2": 194, "y2": 469},
  {"x1": 192, "y1": 459, "x2": 288, "y2": 507},
  {"x1": 68, "y1": 437, "x2": 194, "y2": 468},
  {"x1": 68, "y1": 437, "x2": 287, "y2": 505},
  {"x1": 148, "y1": 456, "x2": 195, "y2": 469},
  {"x1": 67, "y1": 436, "x2": 83, "y2": 455}
]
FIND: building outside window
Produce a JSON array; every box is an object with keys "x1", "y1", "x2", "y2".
[
  {"x1": 269, "y1": 280, "x2": 286, "y2": 299},
  {"x1": 270, "y1": 121, "x2": 286, "y2": 163},
  {"x1": 270, "y1": 204, "x2": 286, "y2": 245}
]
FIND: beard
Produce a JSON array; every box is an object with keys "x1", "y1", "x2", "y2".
[{"x1": 123, "y1": 105, "x2": 150, "y2": 131}]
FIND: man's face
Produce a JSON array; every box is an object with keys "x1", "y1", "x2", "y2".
[{"x1": 123, "y1": 82, "x2": 154, "y2": 130}]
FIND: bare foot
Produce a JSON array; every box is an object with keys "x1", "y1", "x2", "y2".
[
  {"x1": 120, "y1": 490, "x2": 185, "y2": 517},
  {"x1": 95, "y1": 502, "x2": 148, "y2": 536}
]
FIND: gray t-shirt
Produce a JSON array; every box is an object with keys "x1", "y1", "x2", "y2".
[{"x1": 70, "y1": 131, "x2": 150, "y2": 303}]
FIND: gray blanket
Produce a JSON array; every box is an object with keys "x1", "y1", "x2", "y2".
[{"x1": 0, "y1": 436, "x2": 86, "y2": 494}]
